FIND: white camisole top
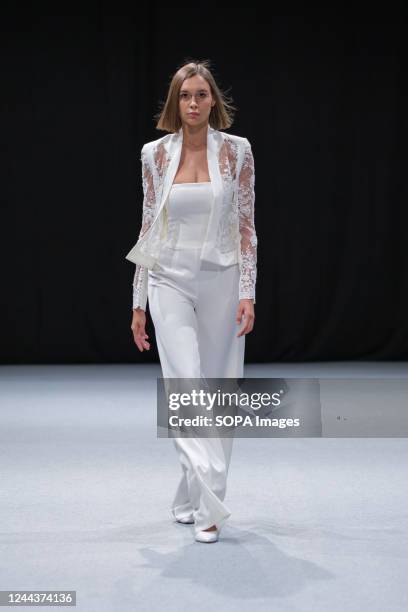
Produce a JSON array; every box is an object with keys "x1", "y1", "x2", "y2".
[{"x1": 164, "y1": 182, "x2": 213, "y2": 249}]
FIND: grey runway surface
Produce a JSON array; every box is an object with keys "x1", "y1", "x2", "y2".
[{"x1": 1, "y1": 363, "x2": 407, "y2": 611}]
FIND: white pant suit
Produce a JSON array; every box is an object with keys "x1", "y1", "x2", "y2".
[{"x1": 148, "y1": 180, "x2": 245, "y2": 534}]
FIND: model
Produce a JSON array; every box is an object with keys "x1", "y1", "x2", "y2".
[{"x1": 125, "y1": 59, "x2": 257, "y2": 543}]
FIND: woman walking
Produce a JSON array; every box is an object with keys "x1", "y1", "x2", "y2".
[{"x1": 126, "y1": 59, "x2": 257, "y2": 543}]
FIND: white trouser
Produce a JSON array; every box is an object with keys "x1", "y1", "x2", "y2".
[{"x1": 148, "y1": 245, "x2": 245, "y2": 532}]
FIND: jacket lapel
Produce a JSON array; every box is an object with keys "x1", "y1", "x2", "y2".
[
  {"x1": 158, "y1": 129, "x2": 183, "y2": 215},
  {"x1": 202, "y1": 126, "x2": 224, "y2": 258}
]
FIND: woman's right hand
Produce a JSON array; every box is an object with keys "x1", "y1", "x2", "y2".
[{"x1": 131, "y1": 308, "x2": 151, "y2": 352}]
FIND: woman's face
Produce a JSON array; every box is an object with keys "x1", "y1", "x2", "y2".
[{"x1": 178, "y1": 74, "x2": 216, "y2": 129}]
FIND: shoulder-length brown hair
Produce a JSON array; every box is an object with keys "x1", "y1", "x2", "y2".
[{"x1": 154, "y1": 59, "x2": 237, "y2": 133}]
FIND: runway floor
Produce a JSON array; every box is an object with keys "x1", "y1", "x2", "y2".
[{"x1": 1, "y1": 362, "x2": 407, "y2": 611}]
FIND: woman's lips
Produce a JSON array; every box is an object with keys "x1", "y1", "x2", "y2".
[{"x1": 188, "y1": 113, "x2": 199, "y2": 117}]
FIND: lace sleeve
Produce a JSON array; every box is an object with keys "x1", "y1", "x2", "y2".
[
  {"x1": 238, "y1": 139, "x2": 257, "y2": 303},
  {"x1": 132, "y1": 145, "x2": 156, "y2": 311}
]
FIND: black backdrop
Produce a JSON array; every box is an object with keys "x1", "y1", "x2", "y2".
[{"x1": 2, "y1": 6, "x2": 407, "y2": 364}]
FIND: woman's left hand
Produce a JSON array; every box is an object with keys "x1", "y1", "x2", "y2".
[{"x1": 236, "y1": 299, "x2": 255, "y2": 337}]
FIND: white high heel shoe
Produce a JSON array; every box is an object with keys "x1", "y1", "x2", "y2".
[
  {"x1": 176, "y1": 513, "x2": 194, "y2": 524},
  {"x1": 195, "y1": 527, "x2": 219, "y2": 543}
]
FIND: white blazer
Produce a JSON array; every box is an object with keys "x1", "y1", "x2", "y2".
[{"x1": 126, "y1": 124, "x2": 257, "y2": 310}]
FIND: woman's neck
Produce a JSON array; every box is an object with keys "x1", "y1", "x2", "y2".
[{"x1": 182, "y1": 123, "x2": 208, "y2": 149}]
